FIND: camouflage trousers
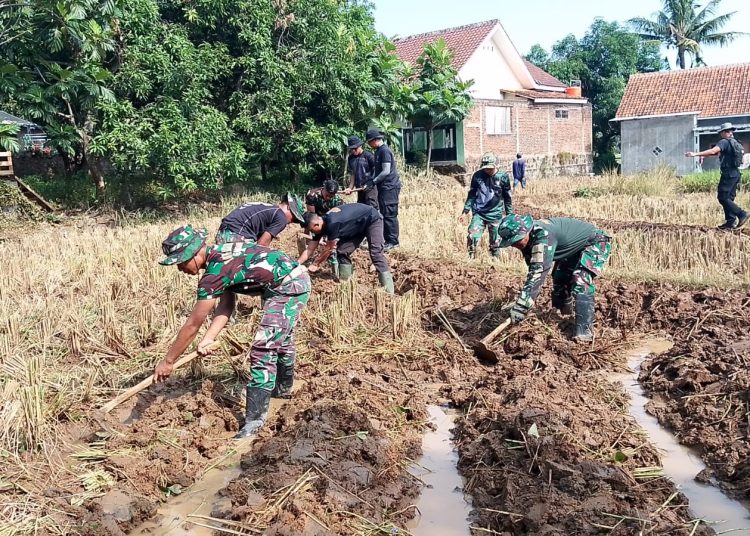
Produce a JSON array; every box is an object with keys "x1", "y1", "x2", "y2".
[
  {"x1": 216, "y1": 229, "x2": 252, "y2": 244},
  {"x1": 467, "y1": 211, "x2": 503, "y2": 257},
  {"x1": 552, "y1": 231, "x2": 612, "y2": 298},
  {"x1": 249, "y1": 270, "x2": 311, "y2": 392}
]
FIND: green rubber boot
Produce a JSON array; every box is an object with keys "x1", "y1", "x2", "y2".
[
  {"x1": 235, "y1": 387, "x2": 271, "y2": 439},
  {"x1": 378, "y1": 271, "x2": 395, "y2": 294},
  {"x1": 573, "y1": 294, "x2": 595, "y2": 342},
  {"x1": 339, "y1": 264, "x2": 353, "y2": 281}
]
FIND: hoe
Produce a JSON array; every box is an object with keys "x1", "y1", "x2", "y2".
[{"x1": 473, "y1": 318, "x2": 511, "y2": 364}]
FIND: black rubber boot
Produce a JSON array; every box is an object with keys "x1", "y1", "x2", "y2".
[
  {"x1": 234, "y1": 387, "x2": 271, "y2": 439},
  {"x1": 552, "y1": 288, "x2": 574, "y2": 316},
  {"x1": 573, "y1": 294, "x2": 595, "y2": 342},
  {"x1": 272, "y1": 361, "x2": 294, "y2": 399}
]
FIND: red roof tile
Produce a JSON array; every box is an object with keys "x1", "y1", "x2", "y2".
[
  {"x1": 393, "y1": 20, "x2": 498, "y2": 71},
  {"x1": 524, "y1": 61, "x2": 566, "y2": 88},
  {"x1": 616, "y1": 63, "x2": 750, "y2": 119}
]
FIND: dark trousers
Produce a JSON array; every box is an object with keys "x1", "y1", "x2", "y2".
[
  {"x1": 357, "y1": 187, "x2": 379, "y2": 210},
  {"x1": 718, "y1": 170, "x2": 746, "y2": 223},
  {"x1": 378, "y1": 187, "x2": 400, "y2": 246},
  {"x1": 337, "y1": 218, "x2": 390, "y2": 273}
]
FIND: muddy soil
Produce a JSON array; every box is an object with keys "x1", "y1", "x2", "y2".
[
  {"x1": 12, "y1": 378, "x2": 245, "y2": 536},
  {"x1": 201, "y1": 254, "x2": 749, "y2": 535},
  {"x1": 641, "y1": 324, "x2": 750, "y2": 501},
  {"x1": 9, "y1": 245, "x2": 749, "y2": 535}
]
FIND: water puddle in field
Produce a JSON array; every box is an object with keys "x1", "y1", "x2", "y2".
[
  {"x1": 407, "y1": 404, "x2": 472, "y2": 536},
  {"x1": 616, "y1": 340, "x2": 750, "y2": 534},
  {"x1": 128, "y1": 387, "x2": 300, "y2": 536}
]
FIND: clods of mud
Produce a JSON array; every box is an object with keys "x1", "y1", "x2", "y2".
[{"x1": 617, "y1": 341, "x2": 750, "y2": 535}]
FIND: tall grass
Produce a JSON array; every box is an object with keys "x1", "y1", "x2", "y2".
[{"x1": 680, "y1": 170, "x2": 750, "y2": 193}]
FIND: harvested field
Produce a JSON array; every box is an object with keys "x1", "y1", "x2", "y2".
[{"x1": 1, "y1": 174, "x2": 749, "y2": 535}]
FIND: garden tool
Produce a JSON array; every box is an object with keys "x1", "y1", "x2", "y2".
[{"x1": 473, "y1": 318, "x2": 512, "y2": 364}]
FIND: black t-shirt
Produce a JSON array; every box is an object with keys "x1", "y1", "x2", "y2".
[
  {"x1": 717, "y1": 138, "x2": 739, "y2": 172},
  {"x1": 348, "y1": 151, "x2": 376, "y2": 188},
  {"x1": 374, "y1": 144, "x2": 401, "y2": 191},
  {"x1": 323, "y1": 203, "x2": 380, "y2": 240},
  {"x1": 218, "y1": 202, "x2": 288, "y2": 240}
]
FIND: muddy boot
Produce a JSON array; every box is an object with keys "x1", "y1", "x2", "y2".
[
  {"x1": 331, "y1": 261, "x2": 340, "y2": 281},
  {"x1": 235, "y1": 387, "x2": 271, "y2": 439},
  {"x1": 272, "y1": 362, "x2": 294, "y2": 399},
  {"x1": 339, "y1": 264, "x2": 353, "y2": 282},
  {"x1": 378, "y1": 271, "x2": 395, "y2": 294},
  {"x1": 551, "y1": 289, "x2": 574, "y2": 316},
  {"x1": 573, "y1": 294, "x2": 595, "y2": 342}
]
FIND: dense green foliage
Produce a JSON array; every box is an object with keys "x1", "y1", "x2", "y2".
[
  {"x1": 2, "y1": 0, "x2": 466, "y2": 201},
  {"x1": 526, "y1": 20, "x2": 665, "y2": 171},
  {"x1": 629, "y1": 0, "x2": 746, "y2": 69}
]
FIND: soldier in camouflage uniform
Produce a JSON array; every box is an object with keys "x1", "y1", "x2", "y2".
[
  {"x1": 300, "y1": 180, "x2": 344, "y2": 278},
  {"x1": 154, "y1": 225, "x2": 310, "y2": 438},
  {"x1": 460, "y1": 152, "x2": 513, "y2": 258},
  {"x1": 497, "y1": 214, "x2": 612, "y2": 341}
]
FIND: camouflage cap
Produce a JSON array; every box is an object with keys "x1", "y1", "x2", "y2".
[
  {"x1": 284, "y1": 192, "x2": 306, "y2": 225},
  {"x1": 159, "y1": 225, "x2": 208, "y2": 266},
  {"x1": 480, "y1": 152, "x2": 497, "y2": 170},
  {"x1": 498, "y1": 214, "x2": 534, "y2": 248}
]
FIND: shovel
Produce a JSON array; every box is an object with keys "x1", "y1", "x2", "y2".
[{"x1": 473, "y1": 318, "x2": 512, "y2": 364}]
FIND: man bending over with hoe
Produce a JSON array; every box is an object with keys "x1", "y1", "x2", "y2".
[
  {"x1": 497, "y1": 214, "x2": 611, "y2": 342},
  {"x1": 153, "y1": 225, "x2": 310, "y2": 438}
]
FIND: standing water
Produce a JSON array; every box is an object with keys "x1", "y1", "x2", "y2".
[
  {"x1": 407, "y1": 404, "x2": 472, "y2": 536},
  {"x1": 617, "y1": 340, "x2": 750, "y2": 534}
]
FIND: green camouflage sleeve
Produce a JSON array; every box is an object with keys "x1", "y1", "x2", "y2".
[
  {"x1": 332, "y1": 195, "x2": 344, "y2": 208},
  {"x1": 515, "y1": 228, "x2": 557, "y2": 313}
]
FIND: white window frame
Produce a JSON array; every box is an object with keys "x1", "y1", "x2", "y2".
[{"x1": 486, "y1": 106, "x2": 512, "y2": 135}]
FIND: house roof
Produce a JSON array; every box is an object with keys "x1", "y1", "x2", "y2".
[
  {"x1": 514, "y1": 89, "x2": 585, "y2": 101},
  {"x1": 615, "y1": 63, "x2": 750, "y2": 120},
  {"x1": 524, "y1": 61, "x2": 566, "y2": 88},
  {"x1": 0, "y1": 111, "x2": 34, "y2": 126},
  {"x1": 393, "y1": 20, "x2": 499, "y2": 71}
]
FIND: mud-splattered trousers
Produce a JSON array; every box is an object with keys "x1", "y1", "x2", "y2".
[
  {"x1": 515, "y1": 229, "x2": 611, "y2": 316},
  {"x1": 249, "y1": 268, "x2": 311, "y2": 392},
  {"x1": 463, "y1": 171, "x2": 513, "y2": 257}
]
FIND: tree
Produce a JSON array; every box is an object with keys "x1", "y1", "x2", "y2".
[
  {"x1": 629, "y1": 0, "x2": 747, "y2": 69},
  {"x1": 411, "y1": 40, "x2": 473, "y2": 168},
  {"x1": 0, "y1": 0, "x2": 124, "y2": 194},
  {"x1": 526, "y1": 20, "x2": 664, "y2": 171}
]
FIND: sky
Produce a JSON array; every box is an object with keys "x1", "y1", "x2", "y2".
[{"x1": 373, "y1": 0, "x2": 750, "y2": 68}]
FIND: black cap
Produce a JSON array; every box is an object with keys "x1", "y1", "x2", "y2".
[
  {"x1": 347, "y1": 136, "x2": 363, "y2": 150},
  {"x1": 323, "y1": 180, "x2": 339, "y2": 194},
  {"x1": 365, "y1": 128, "x2": 384, "y2": 143}
]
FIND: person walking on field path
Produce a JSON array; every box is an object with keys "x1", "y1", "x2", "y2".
[
  {"x1": 216, "y1": 193, "x2": 306, "y2": 244},
  {"x1": 686, "y1": 122, "x2": 749, "y2": 230},
  {"x1": 459, "y1": 152, "x2": 513, "y2": 258},
  {"x1": 153, "y1": 225, "x2": 311, "y2": 438},
  {"x1": 512, "y1": 153, "x2": 527, "y2": 190},
  {"x1": 496, "y1": 214, "x2": 612, "y2": 342},
  {"x1": 299, "y1": 179, "x2": 345, "y2": 279},
  {"x1": 365, "y1": 128, "x2": 401, "y2": 251},
  {"x1": 344, "y1": 135, "x2": 379, "y2": 210},
  {"x1": 300, "y1": 203, "x2": 395, "y2": 293}
]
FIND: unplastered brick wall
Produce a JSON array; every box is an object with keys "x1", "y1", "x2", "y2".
[{"x1": 463, "y1": 98, "x2": 593, "y2": 176}]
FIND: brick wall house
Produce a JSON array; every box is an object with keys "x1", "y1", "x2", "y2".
[{"x1": 394, "y1": 20, "x2": 593, "y2": 176}]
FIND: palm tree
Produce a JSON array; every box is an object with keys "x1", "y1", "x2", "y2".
[{"x1": 629, "y1": 0, "x2": 747, "y2": 68}]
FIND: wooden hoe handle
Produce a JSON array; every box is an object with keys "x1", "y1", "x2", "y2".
[
  {"x1": 100, "y1": 342, "x2": 221, "y2": 413},
  {"x1": 480, "y1": 318, "x2": 512, "y2": 345}
]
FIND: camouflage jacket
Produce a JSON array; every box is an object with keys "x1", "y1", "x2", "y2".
[
  {"x1": 517, "y1": 218, "x2": 598, "y2": 310},
  {"x1": 197, "y1": 242, "x2": 298, "y2": 300},
  {"x1": 463, "y1": 170, "x2": 513, "y2": 216},
  {"x1": 305, "y1": 187, "x2": 344, "y2": 216}
]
